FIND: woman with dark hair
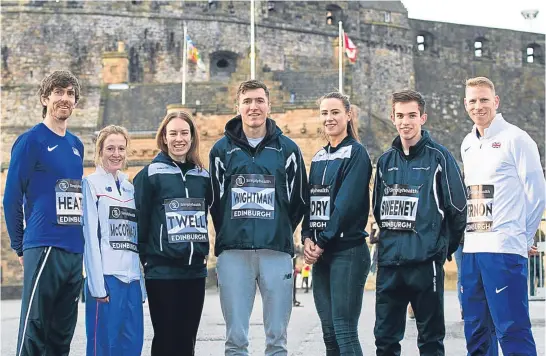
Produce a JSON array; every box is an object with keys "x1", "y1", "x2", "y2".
[
  {"x1": 134, "y1": 111, "x2": 211, "y2": 356},
  {"x1": 302, "y1": 92, "x2": 372, "y2": 355}
]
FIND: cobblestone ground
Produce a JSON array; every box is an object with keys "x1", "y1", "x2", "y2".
[{"x1": 1, "y1": 290, "x2": 544, "y2": 355}]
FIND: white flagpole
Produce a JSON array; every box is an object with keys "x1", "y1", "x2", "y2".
[
  {"x1": 182, "y1": 23, "x2": 188, "y2": 105},
  {"x1": 338, "y1": 21, "x2": 343, "y2": 93},
  {"x1": 250, "y1": 0, "x2": 256, "y2": 79}
]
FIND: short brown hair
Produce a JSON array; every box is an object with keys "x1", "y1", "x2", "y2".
[
  {"x1": 236, "y1": 80, "x2": 270, "y2": 103},
  {"x1": 94, "y1": 125, "x2": 131, "y2": 168},
  {"x1": 465, "y1": 76, "x2": 495, "y2": 93},
  {"x1": 155, "y1": 111, "x2": 204, "y2": 169},
  {"x1": 391, "y1": 90, "x2": 426, "y2": 116},
  {"x1": 38, "y1": 70, "x2": 81, "y2": 118},
  {"x1": 317, "y1": 92, "x2": 360, "y2": 143}
]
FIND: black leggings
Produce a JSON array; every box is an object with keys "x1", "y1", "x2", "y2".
[{"x1": 146, "y1": 278, "x2": 206, "y2": 356}]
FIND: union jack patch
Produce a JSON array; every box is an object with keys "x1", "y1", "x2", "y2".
[{"x1": 492, "y1": 142, "x2": 501, "y2": 148}]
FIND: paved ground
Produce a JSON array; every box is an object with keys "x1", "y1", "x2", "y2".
[{"x1": 1, "y1": 289, "x2": 544, "y2": 355}]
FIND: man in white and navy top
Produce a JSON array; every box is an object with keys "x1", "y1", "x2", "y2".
[{"x1": 461, "y1": 76, "x2": 545, "y2": 356}]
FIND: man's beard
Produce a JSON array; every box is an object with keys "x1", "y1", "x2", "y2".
[{"x1": 53, "y1": 102, "x2": 73, "y2": 120}]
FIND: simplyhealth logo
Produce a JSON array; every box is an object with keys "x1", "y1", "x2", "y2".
[{"x1": 384, "y1": 185, "x2": 419, "y2": 196}]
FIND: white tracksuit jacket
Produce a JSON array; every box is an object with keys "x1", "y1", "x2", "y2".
[
  {"x1": 461, "y1": 113, "x2": 546, "y2": 257},
  {"x1": 82, "y1": 166, "x2": 146, "y2": 300}
]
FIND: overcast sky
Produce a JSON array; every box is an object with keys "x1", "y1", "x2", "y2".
[{"x1": 401, "y1": 0, "x2": 546, "y2": 34}]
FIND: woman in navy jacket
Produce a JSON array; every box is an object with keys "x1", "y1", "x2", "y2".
[
  {"x1": 302, "y1": 92, "x2": 372, "y2": 355},
  {"x1": 134, "y1": 111, "x2": 211, "y2": 356}
]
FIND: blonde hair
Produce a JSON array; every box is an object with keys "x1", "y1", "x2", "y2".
[
  {"x1": 94, "y1": 125, "x2": 130, "y2": 168},
  {"x1": 155, "y1": 111, "x2": 204, "y2": 169},
  {"x1": 465, "y1": 77, "x2": 495, "y2": 93}
]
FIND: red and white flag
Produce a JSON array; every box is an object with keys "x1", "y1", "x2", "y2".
[{"x1": 344, "y1": 33, "x2": 357, "y2": 63}]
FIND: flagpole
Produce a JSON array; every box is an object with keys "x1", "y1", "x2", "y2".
[
  {"x1": 250, "y1": 0, "x2": 256, "y2": 79},
  {"x1": 182, "y1": 23, "x2": 188, "y2": 105},
  {"x1": 338, "y1": 21, "x2": 343, "y2": 94}
]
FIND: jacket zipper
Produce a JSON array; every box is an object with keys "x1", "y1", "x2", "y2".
[
  {"x1": 397, "y1": 158, "x2": 409, "y2": 265},
  {"x1": 432, "y1": 260, "x2": 437, "y2": 292},
  {"x1": 159, "y1": 224, "x2": 163, "y2": 252},
  {"x1": 317, "y1": 146, "x2": 331, "y2": 243},
  {"x1": 321, "y1": 146, "x2": 330, "y2": 185},
  {"x1": 180, "y1": 170, "x2": 194, "y2": 265}
]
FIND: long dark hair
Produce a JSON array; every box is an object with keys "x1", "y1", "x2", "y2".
[{"x1": 317, "y1": 92, "x2": 360, "y2": 142}]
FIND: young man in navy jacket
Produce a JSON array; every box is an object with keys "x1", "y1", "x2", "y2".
[{"x1": 372, "y1": 90, "x2": 467, "y2": 355}]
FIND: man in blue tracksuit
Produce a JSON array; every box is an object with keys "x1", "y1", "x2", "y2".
[
  {"x1": 372, "y1": 90, "x2": 467, "y2": 355},
  {"x1": 461, "y1": 77, "x2": 545, "y2": 355},
  {"x1": 3, "y1": 71, "x2": 85, "y2": 356}
]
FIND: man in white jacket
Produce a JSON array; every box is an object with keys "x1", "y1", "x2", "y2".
[{"x1": 460, "y1": 76, "x2": 545, "y2": 356}]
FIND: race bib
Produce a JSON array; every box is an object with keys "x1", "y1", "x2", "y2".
[
  {"x1": 466, "y1": 185, "x2": 494, "y2": 233},
  {"x1": 164, "y1": 198, "x2": 208, "y2": 243},
  {"x1": 55, "y1": 179, "x2": 82, "y2": 225},
  {"x1": 108, "y1": 206, "x2": 138, "y2": 253},
  {"x1": 380, "y1": 184, "x2": 420, "y2": 231},
  {"x1": 231, "y1": 174, "x2": 275, "y2": 219},
  {"x1": 309, "y1": 185, "x2": 330, "y2": 231}
]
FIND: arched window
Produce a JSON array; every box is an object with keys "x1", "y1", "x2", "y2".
[
  {"x1": 209, "y1": 51, "x2": 238, "y2": 80},
  {"x1": 326, "y1": 4, "x2": 342, "y2": 26}
]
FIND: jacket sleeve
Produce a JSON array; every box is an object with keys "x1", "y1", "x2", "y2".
[
  {"x1": 82, "y1": 178, "x2": 108, "y2": 299},
  {"x1": 439, "y1": 149, "x2": 467, "y2": 257},
  {"x1": 301, "y1": 174, "x2": 312, "y2": 243},
  {"x1": 512, "y1": 134, "x2": 546, "y2": 249},
  {"x1": 209, "y1": 146, "x2": 224, "y2": 233},
  {"x1": 316, "y1": 147, "x2": 372, "y2": 249},
  {"x1": 134, "y1": 167, "x2": 152, "y2": 265},
  {"x1": 289, "y1": 147, "x2": 308, "y2": 233},
  {"x1": 3, "y1": 134, "x2": 37, "y2": 257},
  {"x1": 372, "y1": 162, "x2": 383, "y2": 227}
]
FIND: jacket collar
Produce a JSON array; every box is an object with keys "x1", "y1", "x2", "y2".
[
  {"x1": 471, "y1": 113, "x2": 506, "y2": 139},
  {"x1": 95, "y1": 165, "x2": 128, "y2": 183},
  {"x1": 392, "y1": 130, "x2": 431, "y2": 159},
  {"x1": 324, "y1": 135, "x2": 354, "y2": 153},
  {"x1": 224, "y1": 115, "x2": 282, "y2": 150}
]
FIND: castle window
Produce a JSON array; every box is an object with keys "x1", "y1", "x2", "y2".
[
  {"x1": 417, "y1": 35, "x2": 425, "y2": 51},
  {"x1": 217, "y1": 59, "x2": 229, "y2": 68},
  {"x1": 166, "y1": 32, "x2": 175, "y2": 51},
  {"x1": 326, "y1": 5, "x2": 342, "y2": 26},
  {"x1": 210, "y1": 51, "x2": 237, "y2": 80},
  {"x1": 474, "y1": 39, "x2": 484, "y2": 58},
  {"x1": 384, "y1": 11, "x2": 391, "y2": 23},
  {"x1": 415, "y1": 32, "x2": 434, "y2": 53},
  {"x1": 525, "y1": 44, "x2": 543, "y2": 64},
  {"x1": 527, "y1": 47, "x2": 534, "y2": 63},
  {"x1": 267, "y1": 1, "x2": 275, "y2": 11},
  {"x1": 208, "y1": 0, "x2": 217, "y2": 10}
]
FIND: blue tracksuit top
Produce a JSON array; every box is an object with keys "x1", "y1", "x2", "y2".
[{"x1": 3, "y1": 123, "x2": 85, "y2": 256}]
